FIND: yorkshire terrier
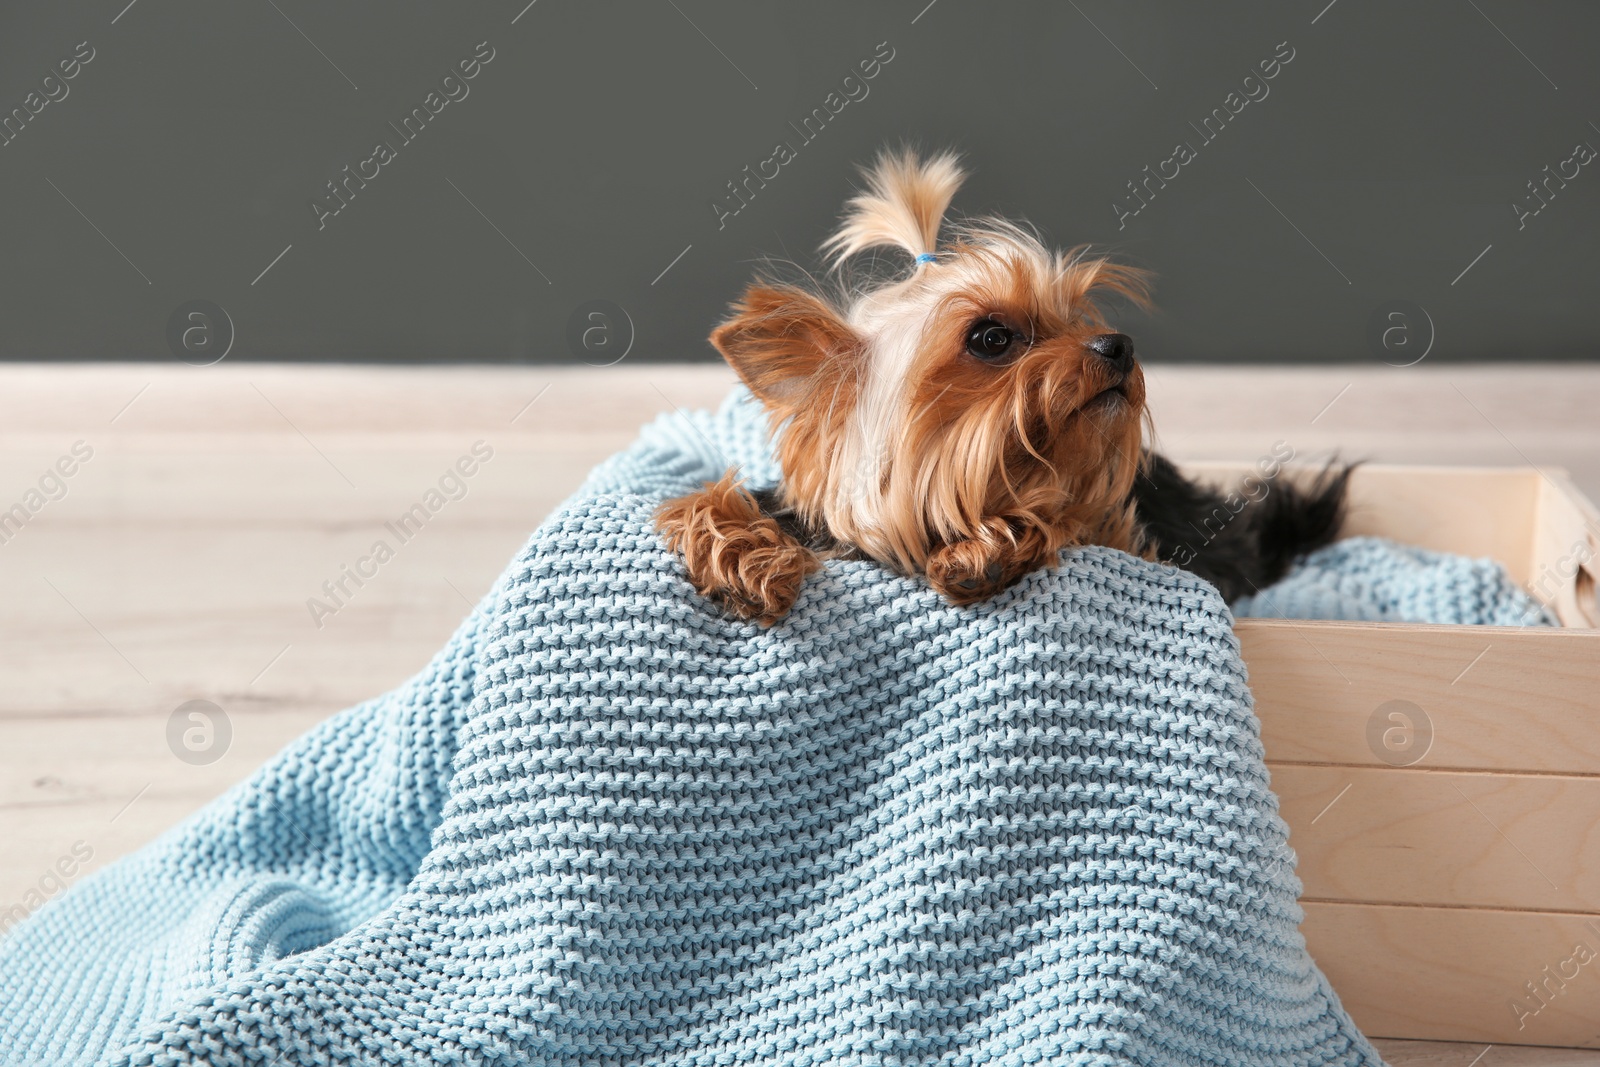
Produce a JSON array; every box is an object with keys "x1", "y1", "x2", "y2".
[{"x1": 657, "y1": 149, "x2": 1349, "y2": 625}]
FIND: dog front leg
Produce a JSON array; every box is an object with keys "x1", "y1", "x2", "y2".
[
  {"x1": 655, "y1": 471, "x2": 820, "y2": 626},
  {"x1": 925, "y1": 520, "x2": 1053, "y2": 606}
]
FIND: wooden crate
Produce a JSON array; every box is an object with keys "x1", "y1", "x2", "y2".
[{"x1": 1195, "y1": 463, "x2": 1600, "y2": 1049}]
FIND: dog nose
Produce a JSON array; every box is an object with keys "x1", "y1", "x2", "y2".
[{"x1": 1086, "y1": 333, "x2": 1135, "y2": 375}]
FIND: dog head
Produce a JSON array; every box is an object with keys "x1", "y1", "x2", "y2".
[{"x1": 711, "y1": 148, "x2": 1153, "y2": 589}]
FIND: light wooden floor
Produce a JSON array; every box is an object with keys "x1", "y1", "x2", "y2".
[{"x1": 1, "y1": 362, "x2": 1597, "y2": 1066}]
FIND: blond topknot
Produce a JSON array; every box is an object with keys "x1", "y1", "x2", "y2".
[{"x1": 821, "y1": 148, "x2": 966, "y2": 267}]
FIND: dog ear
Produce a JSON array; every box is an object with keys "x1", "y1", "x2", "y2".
[
  {"x1": 1060, "y1": 251, "x2": 1155, "y2": 322},
  {"x1": 710, "y1": 284, "x2": 858, "y2": 410}
]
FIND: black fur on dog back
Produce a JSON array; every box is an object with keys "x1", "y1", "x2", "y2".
[{"x1": 1132, "y1": 453, "x2": 1353, "y2": 604}]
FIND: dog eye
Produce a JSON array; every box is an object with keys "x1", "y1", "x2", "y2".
[{"x1": 965, "y1": 319, "x2": 1015, "y2": 361}]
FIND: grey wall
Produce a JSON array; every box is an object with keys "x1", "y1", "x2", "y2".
[{"x1": 1, "y1": 1, "x2": 1595, "y2": 365}]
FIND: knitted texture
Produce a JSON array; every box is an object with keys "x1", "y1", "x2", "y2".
[
  {"x1": 1234, "y1": 537, "x2": 1556, "y2": 626},
  {"x1": 0, "y1": 388, "x2": 1442, "y2": 1067}
]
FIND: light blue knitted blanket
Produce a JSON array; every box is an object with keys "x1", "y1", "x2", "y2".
[
  {"x1": 9, "y1": 386, "x2": 1547, "y2": 1067},
  {"x1": 1234, "y1": 537, "x2": 1554, "y2": 626}
]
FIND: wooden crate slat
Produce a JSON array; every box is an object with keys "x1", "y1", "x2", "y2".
[
  {"x1": 1304, "y1": 901, "x2": 1600, "y2": 1049},
  {"x1": 1241, "y1": 620, "x2": 1600, "y2": 775},
  {"x1": 1277, "y1": 764, "x2": 1600, "y2": 913},
  {"x1": 1373, "y1": 1038, "x2": 1600, "y2": 1065}
]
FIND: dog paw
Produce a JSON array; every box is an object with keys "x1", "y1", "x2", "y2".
[
  {"x1": 926, "y1": 540, "x2": 1016, "y2": 605},
  {"x1": 656, "y1": 473, "x2": 820, "y2": 626},
  {"x1": 706, "y1": 537, "x2": 817, "y2": 625}
]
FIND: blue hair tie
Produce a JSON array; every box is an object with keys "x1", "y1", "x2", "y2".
[{"x1": 915, "y1": 252, "x2": 937, "y2": 265}]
